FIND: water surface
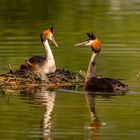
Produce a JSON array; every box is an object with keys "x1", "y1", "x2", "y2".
[{"x1": 0, "y1": 0, "x2": 140, "y2": 140}]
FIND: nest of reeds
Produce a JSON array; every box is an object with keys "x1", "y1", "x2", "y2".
[{"x1": 0, "y1": 68, "x2": 85, "y2": 93}]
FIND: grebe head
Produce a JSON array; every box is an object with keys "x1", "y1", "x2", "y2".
[
  {"x1": 40, "y1": 27, "x2": 59, "y2": 47},
  {"x1": 75, "y1": 32, "x2": 101, "y2": 53}
]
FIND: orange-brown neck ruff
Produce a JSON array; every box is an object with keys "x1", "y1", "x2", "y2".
[
  {"x1": 91, "y1": 39, "x2": 101, "y2": 53},
  {"x1": 43, "y1": 29, "x2": 52, "y2": 38}
]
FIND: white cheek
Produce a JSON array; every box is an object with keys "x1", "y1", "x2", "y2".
[{"x1": 48, "y1": 34, "x2": 53, "y2": 40}]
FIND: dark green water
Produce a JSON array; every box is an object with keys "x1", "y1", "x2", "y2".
[{"x1": 0, "y1": 0, "x2": 140, "y2": 139}]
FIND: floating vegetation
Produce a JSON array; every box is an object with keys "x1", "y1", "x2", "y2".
[{"x1": 0, "y1": 68, "x2": 85, "y2": 93}]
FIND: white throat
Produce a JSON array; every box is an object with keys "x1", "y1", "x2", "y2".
[
  {"x1": 85, "y1": 52, "x2": 98, "y2": 82},
  {"x1": 43, "y1": 40, "x2": 55, "y2": 60},
  {"x1": 42, "y1": 39, "x2": 56, "y2": 73}
]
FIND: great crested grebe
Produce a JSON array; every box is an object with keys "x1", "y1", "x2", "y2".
[
  {"x1": 75, "y1": 33, "x2": 128, "y2": 93},
  {"x1": 20, "y1": 27, "x2": 58, "y2": 80}
]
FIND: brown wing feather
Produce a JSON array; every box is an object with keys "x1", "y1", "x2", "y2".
[
  {"x1": 20, "y1": 56, "x2": 46, "y2": 70},
  {"x1": 85, "y1": 76, "x2": 128, "y2": 93}
]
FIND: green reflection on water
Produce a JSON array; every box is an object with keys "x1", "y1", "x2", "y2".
[
  {"x1": 0, "y1": 90, "x2": 140, "y2": 140},
  {"x1": 0, "y1": 0, "x2": 140, "y2": 139}
]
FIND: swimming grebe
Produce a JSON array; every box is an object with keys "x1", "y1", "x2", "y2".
[
  {"x1": 75, "y1": 33, "x2": 128, "y2": 93},
  {"x1": 20, "y1": 27, "x2": 58, "y2": 80}
]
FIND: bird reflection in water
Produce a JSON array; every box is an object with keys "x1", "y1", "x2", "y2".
[
  {"x1": 20, "y1": 87, "x2": 56, "y2": 140},
  {"x1": 85, "y1": 92, "x2": 100, "y2": 133},
  {"x1": 86, "y1": 92, "x2": 126, "y2": 140}
]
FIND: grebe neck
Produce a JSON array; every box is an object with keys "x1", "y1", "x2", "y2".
[
  {"x1": 85, "y1": 52, "x2": 98, "y2": 82},
  {"x1": 43, "y1": 39, "x2": 55, "y2": 61}
]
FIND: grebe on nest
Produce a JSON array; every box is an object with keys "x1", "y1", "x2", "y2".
[
  {"x1": 75, "y1": 33, "x2": 128, "y2": 93},
  {"x1": 20, "y1": 27, "x2": 58, "y2": 80}
]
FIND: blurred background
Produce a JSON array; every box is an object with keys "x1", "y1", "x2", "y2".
[
  {"x1": 0, "y1": 0, "x2": 140, "y2": 89},
  {"x1": 0, "y1": 0, "x2": 140, "y2": 140}
]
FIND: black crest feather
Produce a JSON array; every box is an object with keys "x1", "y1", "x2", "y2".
[
  {"x1": 86, "y1": 32, "x2": 96, "y2": 39},
  {"x1": 50, "y1": 27, "x2": 54, "y2": 33}
]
